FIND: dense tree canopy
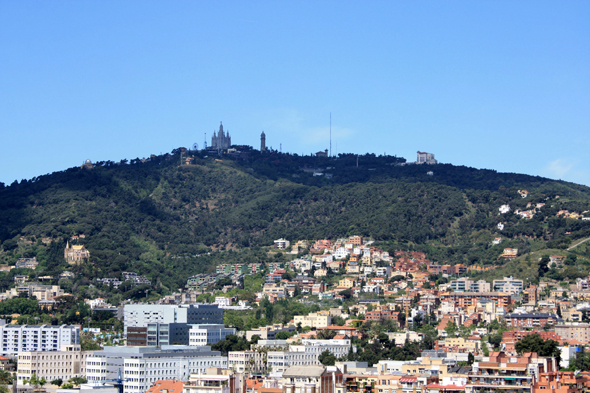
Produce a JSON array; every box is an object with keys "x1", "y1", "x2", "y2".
[{"x1": 0, "y1": 149, "x2": 589, "y2": 295}]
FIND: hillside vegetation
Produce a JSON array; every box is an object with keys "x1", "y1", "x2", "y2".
[{"x1": 1, "y1": 149, "x2": 590, "y2": 296}]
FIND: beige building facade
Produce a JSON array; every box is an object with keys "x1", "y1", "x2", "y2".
[
  {"x1": 293, "y1": 312, "x2": 331, "y2": 329},
  {"x1": 17, "y1": 345, "x2": 90, "y2": 384},
  {"x1": 555, "y1": 324, "x2": 590, "y2": 344}
]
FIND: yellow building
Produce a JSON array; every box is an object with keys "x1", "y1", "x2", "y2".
[
  {"x1": 437, "y1": 337, "x2": 481, "y2": 353},
  {"x1": 402, "y1": 356, "x2": 451, "y2": 378},
  {"x1": 293, "y1": 312, "x2": 332, "y2": 328},
  {"x1": 338, "y1": 277, "x2": 356, "y2": 288}
]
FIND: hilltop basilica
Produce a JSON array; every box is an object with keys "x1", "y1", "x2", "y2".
[{"x1": 211, "y1": 122, "x2": 231, "y2": 150}]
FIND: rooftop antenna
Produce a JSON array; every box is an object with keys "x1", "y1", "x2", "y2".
[{"x1": 329, "y1": 113, "x2": 332, "y2": 158}]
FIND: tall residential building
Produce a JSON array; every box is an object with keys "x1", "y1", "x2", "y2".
[
  {"x1": 555, "y1": 324, "x2": 590, "y2": 344},
  {"x1": 504, "y1": 312, "x2": 561, "y2": 328},
  {"x1": 440, "y1": 292, "x2": 511, "y2": 310},
  {"x1": 86, "y1": 346, "x2": 227, "y2": 393},
  {"x1": 465, "y1": 351, "x2": 555, "y2": 393},
  {"x1": 449, "y1": 278, "x2": 490, "y2": 293},
  {"x1": 17, "y1": 345, "x2": 90, "y2": 384},
  {"x1": 493, "y1": 276, "x2": 524, "y2": 294},
  {"x1": 123, "y1": 304, "x2": 223, "y2": 335},
  {"x1": 0, "y1": 322, "x2": 79, "y2": 356}
]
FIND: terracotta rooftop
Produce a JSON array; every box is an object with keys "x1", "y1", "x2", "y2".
[{"x1": 146, "y1": 380, "x2": 184, "y2": 393}]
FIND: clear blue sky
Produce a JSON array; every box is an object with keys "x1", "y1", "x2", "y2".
[{"x1": 1, "y1": 1, "x2": 589, "y2": 186}]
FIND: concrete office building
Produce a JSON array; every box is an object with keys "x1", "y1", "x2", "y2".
[
  {"x1": 123, "y1": 304, "x2": 223, "y2": 334},
  {"x1": 86, "y1": 346, "x2": 227, "y2": 393},
  {"x1": 0, "y1": 322, "x2": 79, "y2": 356},
  {"x1": 267, "y1": 339, "x2": 351, "y2": 373},
  {"x1": 188, "y1": 324, "x2": 236, "y2": 346},
  {"x1": 147, "y1": 323, "x2": 191, "y2": 346},
  {"x1": 17, "y1": 345, "x2": 90, "y2": 384}
]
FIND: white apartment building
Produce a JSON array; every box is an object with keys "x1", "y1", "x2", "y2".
[
  {"x1": 292, "y1": 259, "x2": 312, "y2": 273},
  {"x1": 267, "y1": 339, "x2": 351, "y2": 373},
  {"x1": 449, "y1": 278, "x2": 490, "y2": 293},
  {"x1": 0, "y1": 322, "x2": 79, "y2": 356},
  {"x1": 493, "y1": 277, "x2": 524, "y2": 294},
  {"x1": 188, "y1": 324, "x2": 236, "y2": 346},
  {"x1": 17, "y1": 345, "x2": 90, "y2": 384},
  {"x1": 86, "y1": 346, "x2": 227, "y2": 393},
  {"x1": 214, "y1": 297, "x2": 232, "y2": 307},
  {"x1": 86, "y1": 298, "x2": 108, "y2": 309},
  {"x1": 332, "y1": 248, "x2": 350, "y2": 260},
  {"x1": 274, "y1": 239, "x2": 290, "y2": 250},
  {"x1": 228, "y1": 350, "x2": 266, "y2": 374}
]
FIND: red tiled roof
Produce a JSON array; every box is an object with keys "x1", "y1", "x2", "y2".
[{"x1": 146, "y1": 380, "x2": 184, "y2": 393}]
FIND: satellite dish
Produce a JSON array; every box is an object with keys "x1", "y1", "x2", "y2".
[{"x1": 192, "y1": 143, "x2": 199, "y2": 151}]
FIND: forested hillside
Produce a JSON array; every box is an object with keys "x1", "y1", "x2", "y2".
[{"x1": 1, "y1": 149, "x2": 590, "y2": 295}]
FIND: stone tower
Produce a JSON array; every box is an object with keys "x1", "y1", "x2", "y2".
[{"x1": 260, "y1": 131, "x2": 266, "y2": 152}]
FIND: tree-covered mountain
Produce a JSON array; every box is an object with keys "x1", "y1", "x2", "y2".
[{"x1": 1, "y1": 148, "x2": 589, "y2": 295}]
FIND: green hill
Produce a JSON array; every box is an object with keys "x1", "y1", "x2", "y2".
[{"x1": 1, "y1": 149, "x2": 590, "y2": 297}]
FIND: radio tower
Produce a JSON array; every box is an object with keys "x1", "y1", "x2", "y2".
[
  {"x1": 204, "y1": 133, "x2": 207, "y2": 150},
  {"x1": 329, "y1": 113, "x2": 332, "y2": 157}
]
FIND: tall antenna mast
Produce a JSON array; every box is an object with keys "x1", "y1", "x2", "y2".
[
  {"x1": 329, "y1": 113, "x2": 332, "y2": 158},
  {"x1": 204, "y1": 133, "x2": 207, "y2": 150}
]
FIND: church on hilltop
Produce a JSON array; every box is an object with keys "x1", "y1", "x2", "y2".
[
  {"x1": 211, "y1": 122, "x2": 231, "y2": 150},
  {"x1": 64, "y1": 241, "x2": 90, "y2": 265}
]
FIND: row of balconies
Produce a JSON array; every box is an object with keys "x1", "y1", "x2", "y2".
[
  {"x1": 470, "y1": 372, "x2": 529, "y2": 377},
  {"x1": 468, "y1": 381, "x2": 532, "y2": 387}
]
